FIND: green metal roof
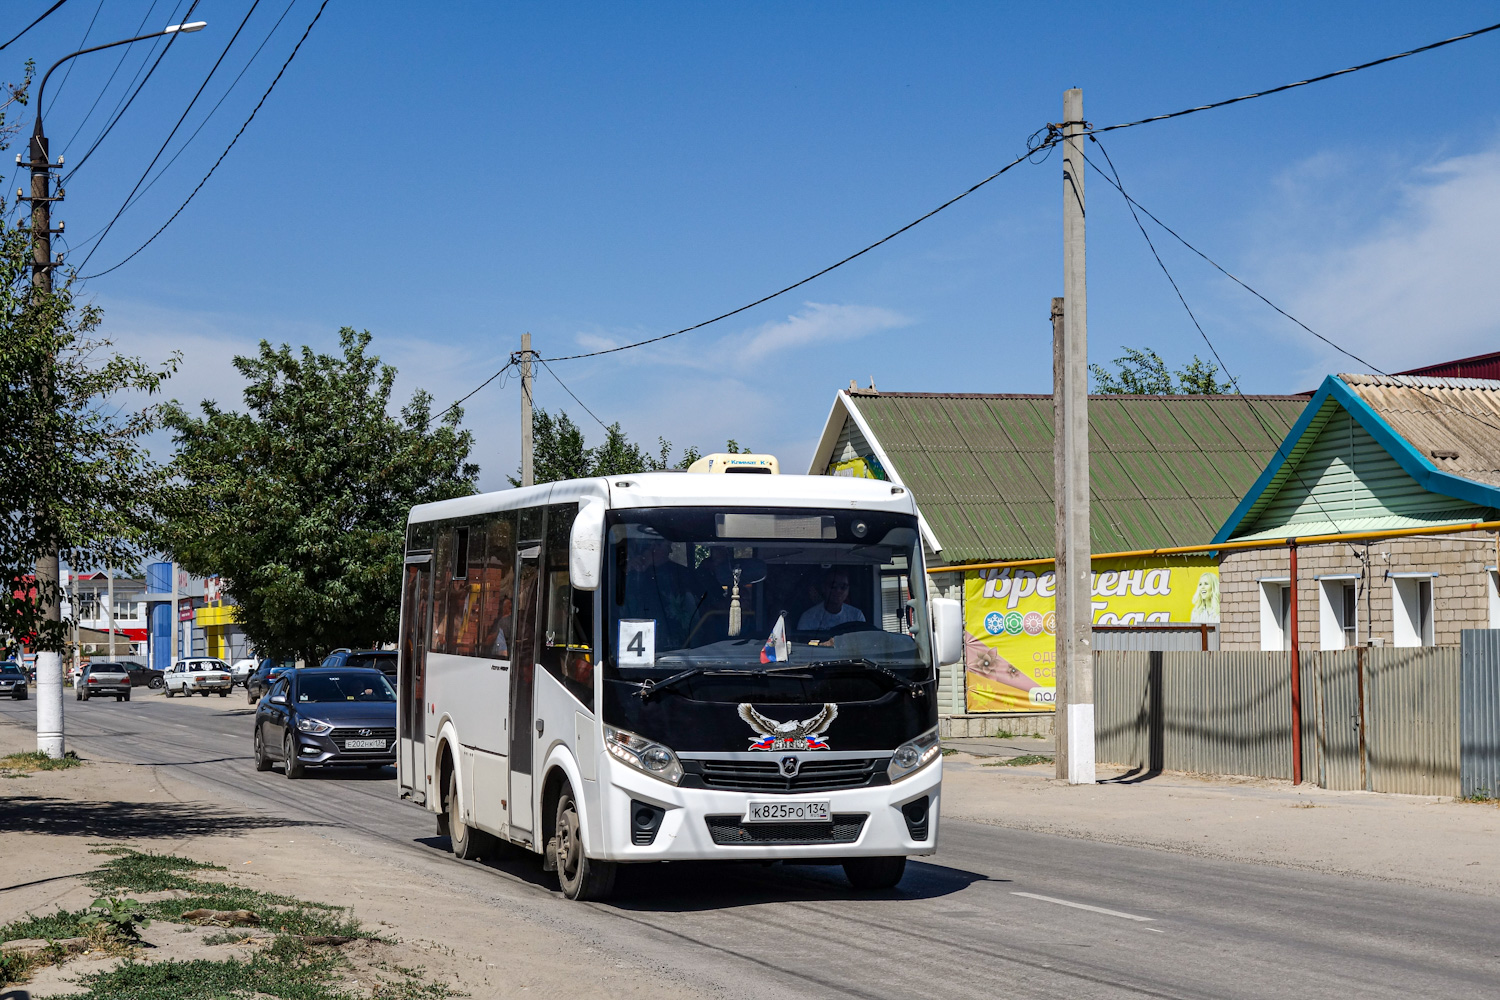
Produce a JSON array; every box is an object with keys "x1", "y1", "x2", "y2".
[{"x1": 845, "y1": 391, "x2": 1308, "y2": 564}]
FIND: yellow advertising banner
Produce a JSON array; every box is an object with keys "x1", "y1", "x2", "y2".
[{"x1": 963, "y1": 557, "x2": 1219, "y2": 714}]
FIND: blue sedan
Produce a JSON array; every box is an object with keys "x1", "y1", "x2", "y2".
[{"x1": 252, "y1": 667, "x2": 396, "y2": 778}]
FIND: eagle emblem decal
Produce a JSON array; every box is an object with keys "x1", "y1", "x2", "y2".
[{"x1": 737, "y1": 703, "x2": 838, "y2": 751}]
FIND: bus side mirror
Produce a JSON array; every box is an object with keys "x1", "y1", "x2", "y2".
[
  {"x1": 930, "y1": 598, "x2": 962, "y2": 666},
  {"x1": 569, "y1": 498, "x2": 606, "y2": 591}
]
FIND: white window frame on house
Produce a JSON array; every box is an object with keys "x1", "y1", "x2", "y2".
[
  {"x1": 1259, "y1": 577, "x2": 1291, "y2": 651},
  {"x1": 1488, "y1": 567, "x2": 1500, "y2": 630},
  {"x1": 1391, "y1": 572, "x2": 1436, "y2": 648},
  {"x1": 1316, "y1": 574, "x2": 1359, "y2": 650}
]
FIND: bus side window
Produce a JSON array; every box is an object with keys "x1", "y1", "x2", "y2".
[
  {"x1": 480, "y1": 510, "x2": 517, "y2": 658},
  {"x1": 538, "y1": 503, "x2": 592, "y2": 708},
  {"x1": 451, "y1": 524, "x2": 484, "y2": 656},
  {"x1": 431, "y1": 525, "x2": 454, "y2": 655}
]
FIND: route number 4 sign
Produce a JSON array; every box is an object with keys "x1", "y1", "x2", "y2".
[{"x1": 618, "y1": 619, "x2": 656, "y2": 666}]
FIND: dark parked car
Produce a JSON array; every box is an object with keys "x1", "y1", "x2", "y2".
[
  {"x1": 77, "y1": 662, "x2": 131, "y2": 702},
  {"x1": 123, "y1": 663, "x2": 165, "y2": 690},
  {"x1": 0, "y1": 662, "x2": 27, "y2": 700},
  {"x1": 253, "y1": 667, "x2": 396, "y2": 778},
  {"x1": 246, "y1": 661, "x2": 293, "y2": 704},
  {"x1": 319, "y1": 649, "x2": 397, "y2": 677}
]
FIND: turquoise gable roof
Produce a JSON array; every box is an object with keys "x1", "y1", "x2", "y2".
[{"x1": 1213, "y1": 375, "x2": 1500, "y2": 543}]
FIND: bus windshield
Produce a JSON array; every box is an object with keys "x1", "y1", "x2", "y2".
[{"x1": 604, "y1": 507, "x2": 931, "y2": 679}]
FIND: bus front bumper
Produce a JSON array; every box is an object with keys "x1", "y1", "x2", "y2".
[{"x1": 595, "y1": 756, "x2": 941, "y2": 862}]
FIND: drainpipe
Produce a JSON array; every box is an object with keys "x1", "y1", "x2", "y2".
[{"x1": 1288, "y1": 540, "x2": 1302, "y2": 785}]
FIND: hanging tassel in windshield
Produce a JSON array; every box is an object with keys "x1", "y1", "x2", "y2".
[{"x1": 728, "y1": 566, "x2": 742, "y2": 637}]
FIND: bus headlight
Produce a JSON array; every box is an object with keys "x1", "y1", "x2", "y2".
[
  {"x1": 887, "y1": 728, "x2": 940, "y2": 782},
  {"x1": 604, "y1": 725, "x2": 683, "y2": 785}
]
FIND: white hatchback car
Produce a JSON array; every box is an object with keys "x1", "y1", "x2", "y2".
[{"x1": 164, "y1": 658, "x2": 234, "y2": 698}]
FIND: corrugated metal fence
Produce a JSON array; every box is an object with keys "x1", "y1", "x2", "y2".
[
  {"x1": 1461, "y1": 630, "x2": 1500, "y2": 798},
  {"x1": 1095, "y1": 640, "x2": 1495, "y2": 796}
]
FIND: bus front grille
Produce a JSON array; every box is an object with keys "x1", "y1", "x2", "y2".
[
  {"x1": 705, "y1": 814, "x2": 867, "y2": 846},
  {"x1": 685, "y1": 757, "x2": 888, "y2": 793}
]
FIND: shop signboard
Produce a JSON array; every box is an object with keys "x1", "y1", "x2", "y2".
[{"x1": 963, "y1": 556, "x2": 1220, "y2": 713}]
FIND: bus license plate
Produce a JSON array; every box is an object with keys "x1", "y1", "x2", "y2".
[
  {"x1": 345, "y1": 739, "x2": 386, "y2": 750},
  {"x1": 744, "y1": 800, "x2": 831, "y2": 823}
]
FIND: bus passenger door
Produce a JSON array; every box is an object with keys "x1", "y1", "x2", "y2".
[
  {"x1": 509, "y1": 545, "x2": 542, "y2": 840},
  {"x1": 398, "y1": 558, "x2": 432, "y2": 804}
]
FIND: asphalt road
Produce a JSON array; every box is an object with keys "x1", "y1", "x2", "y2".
[{"x1": 4, "y1": 692, "x2": 1498, "y2": 1000}]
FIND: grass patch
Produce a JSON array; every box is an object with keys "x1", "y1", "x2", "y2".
[
  {"x1": 87, "y1": 849, "x2": 365, "y2": 939},
  {"x1": 55, "y1": 937, "x2": 351, "y2": 1000},
  {"x1": 0, "y1": 750, "x2": 84, "y2": 772},
  {"x1": 1, "y1": 906, "x2": 91, "y2": 943},
  {"x1": 985, "y1": 754, "x2": 1054, "y2": 767},
  {"x1": 372, "y1": 964, "x2": 468, "y2": 999},
  {"x1": 202, "y1": 929, "x2": 260, "y2": 946}
]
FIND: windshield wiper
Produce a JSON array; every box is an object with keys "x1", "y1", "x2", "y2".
[
  {"x1": 786, "y1": 658, "x2": 928, "y2": 696},
  {"x1": 635, "y1": 663, "x2": 814, "y2": 701}
]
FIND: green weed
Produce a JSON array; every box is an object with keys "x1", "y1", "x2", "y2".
[
  {"x1": 54, "y1": 941, "x2": 352, "y2": 1000},
  {"x1": 79, "y1": 897, "x2": 150, "y2": 942},
  {"x1": 87, "y1": 849, "x2": 366, "y2": 939},
  {"x1": 0, "y1": 750, "x2": 83, "y2": 772},
  {"x1": 986, "y1": 754, "x2": 1055, "y2": 767},
  {"x1": 372, "y1": 964, "x2": 468, "y2": 1000},
  {"x1": 1, "y1": 906, "x2": 91, "y2": 943}
]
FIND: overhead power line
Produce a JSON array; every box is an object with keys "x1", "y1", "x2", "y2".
[
  {"x1": 1089, "y1": 20, "x2": 1500, "y2": 136},
  {"x1": 60, "y1": 1, "x2": 162, "y2": 157},
  {"x1": 1087, "y1": 137, "x2": 1352, "y2": 538},
  {"x1": 64, "y1": 0, "x2": 299, "y2": 257},
  {"x1": 539, "y1": 358, "x2": 610, "y2": 432},
  {"x1": 79, "y1": 0, "x2": 331, "y2": 281},
  {"x1": 64, "y1": 0, "x2": 200, "y2": 182},
  {"x1": 76, "y1": 0, "x2": 263, "y2": 273},
  {"x1": 45, "y1": 0, "x2": 105, "y2": 116},
  {"x1": 0, "y1": 0, "x2": 73, "y2": 52},
  {"x1": 433, "y1": 360, "x2": 515, "y2": 423},
  {"x1": 1083, "y1": 138, "x2": 1500, "y2": 446}
]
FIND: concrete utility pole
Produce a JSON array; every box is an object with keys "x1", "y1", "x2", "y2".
[
  {"x1": 520, "y1": 332, "x2": 534, "y2": 488},
  {"x1": 23, "y1": 19, "x2": 207, "y2": 757},
  {"x1": 107, "y1": 568, "x2": 116, "y2": 661},
  {"x1": 170, "y1": 562, "x2": 179, "y2": 662},
  {"x1": 29, "y1": 121, "x2": 65, "y2": 758},
  {"x1": 1054, "y1": 88, "x2": 1095, "y2": 785}
]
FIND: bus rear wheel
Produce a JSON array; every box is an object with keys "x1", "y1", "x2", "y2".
[
  {"x1": 554, "y1": 786, "x2": 615, "y2": 901},
  {"x1": 447, "y1": 771, "x2": 491, "y2": 861},
  {"x1": 842, "y1": 856, "x2": 907, "y2": 891}
]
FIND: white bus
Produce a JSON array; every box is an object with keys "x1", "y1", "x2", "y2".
[{"x1": 396, "y1": 469, "x2": 961, "y2": 900}]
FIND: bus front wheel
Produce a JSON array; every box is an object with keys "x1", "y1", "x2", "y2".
[
  {"x1": 553, "y1": 786, "x2": 615, "y2": 901},
  {"x1": 842, "y1": 856, "x2": 907, "y2": 891}
]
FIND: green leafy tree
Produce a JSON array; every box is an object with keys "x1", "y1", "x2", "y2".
[
  {"x1": 518, "y1": 408, "x2": 746, "y2": 483},
  {"x1": 1090, "y1": 346, "x2": 1233, "y2": 395},
  {"x1": 1175, "y1": 355, "x2": 1234, "y2": 394},
  {"x1": 159, "y1": 329, "x2": 477, "y2": 663},
  {"x1": 2, "y1": 65, "x2": 177, "y2": 653}
]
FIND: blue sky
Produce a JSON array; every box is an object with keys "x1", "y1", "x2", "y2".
[{"x1": 8, "y1": 1, "x2": 1500, "y2": 489}]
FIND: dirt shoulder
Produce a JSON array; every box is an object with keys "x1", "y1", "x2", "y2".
[
  {"x1": 0, "y1": 721, "x2": 711, "y2": 999},
  {"x1": 941, "y1": 752, "x2": 1500, "y2": 895}
]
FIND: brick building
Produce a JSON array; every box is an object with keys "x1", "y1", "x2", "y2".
[{"x1": 1215, "y1": 374, "x2": 1500, "y2": 650}]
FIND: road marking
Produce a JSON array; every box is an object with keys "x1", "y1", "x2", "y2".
[{"x1": 1011, "y1": 892, "x2": 1154, "y2": 922}]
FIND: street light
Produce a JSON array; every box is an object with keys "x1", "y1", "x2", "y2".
[{"x1": 27, "y1": 21, "x2": 208, "y2": 760}]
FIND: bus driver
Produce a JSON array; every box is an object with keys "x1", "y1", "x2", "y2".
[{"x1": 797, "y1": 569, "x2": 866, "y2": 631}]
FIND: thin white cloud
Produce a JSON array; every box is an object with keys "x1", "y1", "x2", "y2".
[
  {"x1": 1262, "y1": 143, "x2": 1500, "y2": 374},
  {"x1": 738, "y1": 301, "x2": 910, "y2": 361}
]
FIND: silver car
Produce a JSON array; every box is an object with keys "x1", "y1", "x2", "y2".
[{"x1": 78, "y1": 662, "x2": 132, "y2": 702}]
